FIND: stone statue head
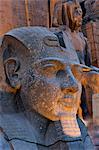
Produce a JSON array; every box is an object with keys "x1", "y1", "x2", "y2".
[
  {"x1": 1, "y1": 27, "x2": 94, "y2": 121},
  {"x1": 66, "y1": 0, "x2": 82, "y2": 31}
]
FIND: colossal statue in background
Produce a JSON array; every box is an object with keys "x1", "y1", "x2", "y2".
[
  {"x1": 51, "y1": 0, "x2": 92, "y2": 118},
  {"x1": 0, "y1": 26, "x2": 97, "y2": 149},
  {"x1": 51, "y1": 0, "x2": 91, "y2": 65},
  {"x1": 64, "y1": 0, "x2": 93, "y2": 119}
]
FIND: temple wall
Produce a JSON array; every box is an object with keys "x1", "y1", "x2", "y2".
[
  {"x1": 83, "y1": 22, "x2": 99, "y2": 67},
  {"x1": 0, "y1": 0, "x2": 27, "y2": 36},
  {"x1": 0, "y1": 0, "x2": 49, "y2": 36},
  {"x1": 82, "y1": 0, "x2": 99, "y2": 67}
]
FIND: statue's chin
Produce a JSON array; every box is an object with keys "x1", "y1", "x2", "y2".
[
  {"x1": 42, "y1": 113, "x2": 60, "y2": 121},
  {"x1": 33, "y1": 108, "x2": 60, "y2": 121}
]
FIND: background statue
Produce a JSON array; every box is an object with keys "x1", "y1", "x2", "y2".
[
  {"x1": 0, "y1": 26, "x2": 96, "y2": 149},
  {"x1": 51, "y1": 0, "x2": 91, "y2": 65},
  {"x1": 64, "y1": 0, "x2": 91, "y2": 65},
  {"x1": 65, "y1": 0, "x2": 93, "y2": 120},
  {"x1": 52, "y1": 0, "x2": 95, "y2": 120}
]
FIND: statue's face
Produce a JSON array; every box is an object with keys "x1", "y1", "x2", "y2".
[
  {"x1": 3, "y1": 27, "x2": 93, "y2": 121},
  {"x1": 19, "y1": 33, "x2": 84, "y2": 121},
  {"x1": 69, "y1": 2, "x2": 82, "y2": 30},
  {"x1": 73, "y1": 6, "x2": 82, "y2": 28},
  {"x1": 3, "y1": 28, "x2": 99, "y2": 121}
]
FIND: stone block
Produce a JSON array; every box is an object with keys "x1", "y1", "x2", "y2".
[
  {"x1": 27, "y1": 0, "x2": 49, "y2": 27},
  {"x1": 0, "y1": 0, "x2": 27, "y2": 36},
  {"x1": 0, "y1": 0, "x2": 49, "y2": 36}
]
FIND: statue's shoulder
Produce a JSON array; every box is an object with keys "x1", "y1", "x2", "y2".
[
  {"x1": 0, "y1": 128, "x2": 38, "y2": 150},
  {"x1": 0, "y1": 113, "x2": 37, "y2": 143},
  {"x1": 8, "y1": 139, "x2": 38, "y2": 150},
  {"x1": 0, "y1": 113, "x2": 39, "y2": 149},
  {"x1": 0, "y1": 127, "x2": 13, "y2": 149}
]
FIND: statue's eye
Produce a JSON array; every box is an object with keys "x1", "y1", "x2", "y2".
[
  {"x1": 56, "y1": 70, "x2": 66, "y2": 78},
  {"x1": 75, "y1": 7, "x2": 78, "y2": 10},
  {"x1": 41, "y1": 64, "x2": 57, "y2": 77}
]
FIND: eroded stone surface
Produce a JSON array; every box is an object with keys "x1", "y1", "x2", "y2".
[{"x1": 0, "y1": 26, "x2": 97, "y2": 149}]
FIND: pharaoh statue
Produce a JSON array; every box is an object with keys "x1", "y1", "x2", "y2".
[
  {"x1": 65, "y1": 0, "x2": 99, "y2": 120},
  {"x1": 64, "y1": 0, "x2": 91, "y2": 66},
  {"x1": 51, "y1": 0, "x2": 91, "y2": 65},
  {"x1": 0, "y1": 26, "x2": 98, "y2": 149},
  {"x1": 64, "y1": 0, "x2": 93, "y2": 119},
  {"x1": 51, "y1": 0, "x2": 97, "y2": 119}
]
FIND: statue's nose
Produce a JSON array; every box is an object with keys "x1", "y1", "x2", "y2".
[{"x1": 60, "y1": 69, "x2": 79, "y2": 93}]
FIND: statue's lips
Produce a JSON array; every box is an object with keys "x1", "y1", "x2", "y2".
[{"x1": 63, "y1": 95, "x2": 74, "y2": 99}]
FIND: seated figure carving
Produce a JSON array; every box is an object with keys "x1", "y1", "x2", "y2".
[{"x1": 0, "y1": 26, "x2": 98, "y2": 149}]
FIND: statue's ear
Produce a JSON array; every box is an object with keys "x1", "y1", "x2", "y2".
[{"x1": 4, "y1": 57, "x2": 21, "y2": 90}]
